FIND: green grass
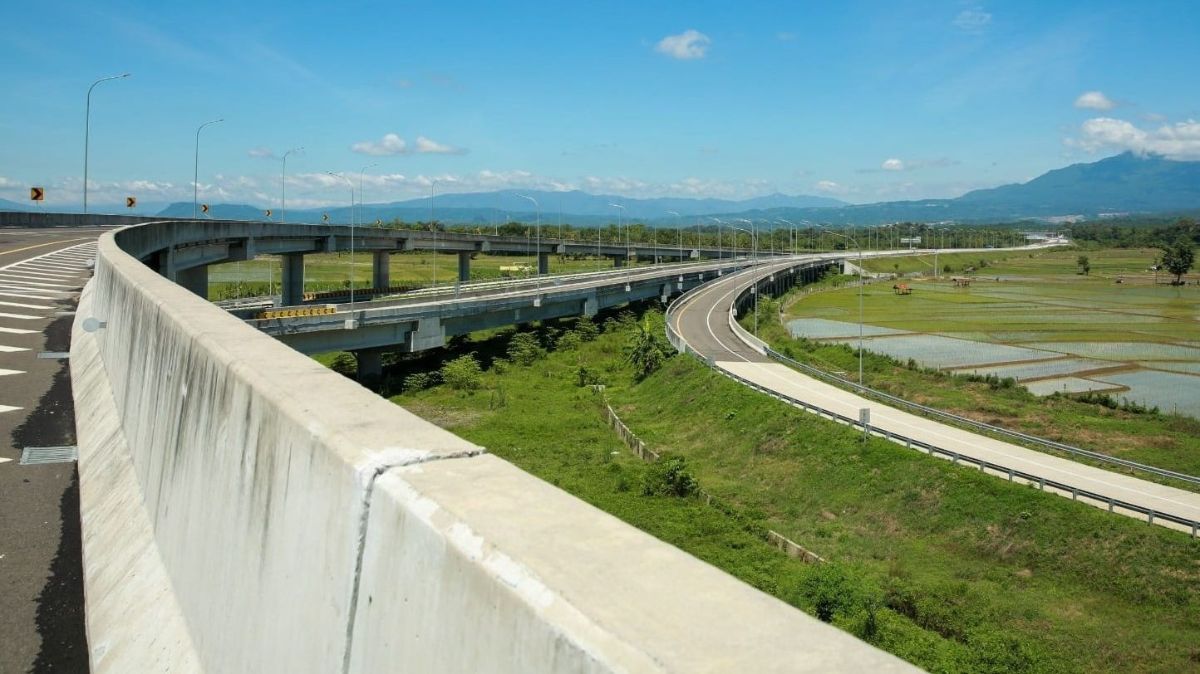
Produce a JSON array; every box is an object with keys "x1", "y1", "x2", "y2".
[{"x1": 336, "y1": 308, "x2": 1200, "y2": 673}]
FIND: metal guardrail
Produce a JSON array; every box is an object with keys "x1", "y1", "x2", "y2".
[{"x1": 663, "y1": 261, "x2": 1200, "y2": 537}]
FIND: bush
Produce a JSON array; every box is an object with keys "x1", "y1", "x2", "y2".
[
  {"x1": 330, "y1": 352, "x2": 357, "y2": 377},
  {"x1": 642, "y1": 454, "x2": 698, "y2": 497},
  {"x1": 507, "y1": 331, "x2": 546, "y2": 365},
  {"x1": 800, "y1": 563, "x2": 858, "y2": 623},
  {"x1": 575, "y1": 316, "x2": 600, "y2": 342},
  {"x1": 624, "y1": 316, "x2": 673, "y2": 381},
  {"x1": 556, "y1": 330, "x2": 583, "y2": 351},
  {"x1": 441, "y1": 353, "x2": 483, "y2": 392},
  {"x1": 403, "y1": 371, "x2": 437, "y2": 392}
]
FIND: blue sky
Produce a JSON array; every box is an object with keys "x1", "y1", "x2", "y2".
[{"x1": 2, "y1": 0, "x2": 1199, "y2": 210}]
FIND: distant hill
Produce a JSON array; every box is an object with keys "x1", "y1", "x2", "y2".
[
  {"x1": 155, "y1": 152, "x2": 1200, "y2": 227},
  {"x1": 0, "y1": 197, "x2": 32, "y2": 212}
]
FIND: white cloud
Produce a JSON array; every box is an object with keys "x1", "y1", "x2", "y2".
[
  {"x1": 814, "y1": 180, "x2": 846, "y2": 194},
  {"x1": 1141, "y1": 112, "x2": 1166, "y2": 123},
  {"x1": 655, "y1": 29, "x2": 711, "y2": 60},
  {"x1": 881, "y1": 158, "x2": 905, "y2": 171},
  {"x1": 247, "y1": 147, "x2": 276, "y2": 158},
  {"x1": 351, "y1": 133, "x2": 408, "y2": 156},
  {"x1": 0, "y1": 176, "x2": 16, "y2": 189},
  {"x1": 1070, "y1": 117, "x2": 1200, "y2": 160},
  {"x1": 414, "y1": 136, "x2": 466, "y2": 155},
  {"x1": 1074, "y1": 90, "x2": 1115, "y2": 111},
  {"x1": 953, "y1": 8, "x2": 992, "y2": 32}
]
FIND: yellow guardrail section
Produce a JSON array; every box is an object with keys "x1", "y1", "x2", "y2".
[{"x1": 255, "y1": 305, "x2": 338, "y2": 320}]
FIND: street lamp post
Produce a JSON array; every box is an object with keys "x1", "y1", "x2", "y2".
[
  {"x1": 83, "y1": 73, "x2": 130, "y2": 213},
  {"x1": 280, "y1": 147, "x2": 302, "y2": 223},
  {"x1": 515, "y1": 194, "x2": 541, "y2": 290},
  {"x1": 358, "y1": 163, "x2": 378, "y2": 228},
  {"x1": 822, "y1": 226, "x2": 865, "y2": 386},
  {"x1": 731, "y1": 222, "x2": 759, "y2": 334},
  {"x1": 667, "y1": 211, "x2": 683, "y2": 264},
  {"x1": 328, "y1": 172, "x2": 356, "y2": 307},
  {"x1": 193, "y1": 118, "x2": 223, "y2": 219},
  {"x1": 609, "y1": 203, "x2": 627, "y2": 267},
  {"x1": 430, "y1": 180, "x2": 438, "y2": 289}
]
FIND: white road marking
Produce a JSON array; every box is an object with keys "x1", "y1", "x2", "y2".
[
  {"x1": 0, "y1": 312, "x2": 42, "y2": 320},
  {"x1": 0, "y1": 457, "x2": 11, "y2": 465},
  {"x1": 0, "y1": 368, "x2": 26, "y2": 376},
  {"x1": 2, "y1": 269, "x2": 77, "y2": 280},
  {"x1": 0, "y1": 344, "x2": 30, "y2": 352},
  {"x1": 0, "y1": 289, "x2": 65, "y2": 298},
  {"x1": 0, "y1": 300, "x2": 53, "y2": 310},
  {"x1": 0, "y1": 277, "x2": 75, "y2": 288},
  {"x1": 0, "y1": 327, "x2": 38, "y2": 335},
  {"x1": 0, "y1": 404, "x2": 22, "y2": 414}
]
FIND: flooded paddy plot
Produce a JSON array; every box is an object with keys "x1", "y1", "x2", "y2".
[
  {"x1": 830, "y1": 334, "x2": 1057, "y2": 370},
  {"x1": 786, "y1": 318, "x2": 905, "y2": 339},
  {"x1": 1094, "y1": 370, "x2": 1200, "y2": 417},
  {"x1": 952, "y1": 357, "x2": 1112, "y2": 381},
  {"x1": 1024, "y1": 377, "x2": 1123, "y2": 396},
  {"x1": 1027, "y1": 341, "x2": 1200, "y2": 362}
]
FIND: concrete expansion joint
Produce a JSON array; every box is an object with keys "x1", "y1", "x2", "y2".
[{"x1": 341, "y1": 446, "x2": 487, "y2": 673}]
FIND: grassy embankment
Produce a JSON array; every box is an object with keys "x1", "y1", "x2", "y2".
[
  {"x1": 773, "y1": 247, "x2": 1200, "y2": 477},
  {"x1": 321, "y1": 306, "x2": 1200, "y2": 673},
  {"x1": 205, "y1": 251, "x2": 653, "y2": 301}
]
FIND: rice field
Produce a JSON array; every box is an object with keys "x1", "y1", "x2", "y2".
[
  {"x1": 952, "y1": 357, "x2": 1111, "y2": 381},
  {"x1": 1024, "y1": 377, "x2": 1123, "y2": 396},
  {"x1": 786, "y1": 247, "x2": 1200, "y2": 418},
  {"x1": 828, "y1": 333, "x2": 1056, "y2": 369},
  {"x1": 1094, "y1": 370, "x2": 1200, "y2": 417}
]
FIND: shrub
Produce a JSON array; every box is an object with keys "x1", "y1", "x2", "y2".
[
  {"x1": 556, "y1": 330, "x2": 583, "y2": 351},
  {"x1": 642, "y1": 454, "x2": 698, "y2": 497},
  {"x1": 575, "y1": 316, "x2": 600, "y2": 342},
  {"x1": 330, "y1": 352, "x2": 357, "y2": 377},
  {"x1": 800, "y1": 563, "x2": 857, "y2": 623},
  {"x1": 441, "y1": 353, "x2": 483, "y2": 392},
  {"x1": 507, "y1": 331, "x2": 546, "y2": 365},
  {"x1": 403, "y1": 371, "x2": 437, "y2": 392},
  {"x1": 624, "y1": 316, "x2": 673, "y2": 381}
]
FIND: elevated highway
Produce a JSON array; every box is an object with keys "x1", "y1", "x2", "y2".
[
  {"x1": 667, "y1": 255, "x2": 1200, "y2": 535},
  {"x1": 62, "y1": 215, "x2": 915, "y2": 672}
]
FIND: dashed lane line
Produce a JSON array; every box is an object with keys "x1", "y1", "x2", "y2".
[
  {"x1": 0, "y1": 301, "x2": 54, "y2": 310},
  {"x1": 0, "y1": 238, "x2": 93, "y2": 258}
]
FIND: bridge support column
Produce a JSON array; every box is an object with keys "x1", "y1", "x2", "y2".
[
  {"x1": 458, "y1": 252, "x2": 472, "y2": 282},
  {"x1": 176, "y1": 265, "x2": 208, "y2": 299},
  {"x1": 612, "y1": 256, "x2": 626, "y2": 268},
  {"x1": 372, "y1": 251, "x2": 390, "y2": 289},
  {"x1": 538, "y1": 252, "x2": 550, "y2": 275},
  {"x1": 354, "y1": 347, "x2": 386, "y2": 383},
  {"x1": 281, "y1": 253, "x2": 305, "y2": 306},
  {"x1": 406, "y1": 317, "x2": 445, "y2": 352},
  {"x1": 583, "y1": 293, "x2": 599, "y2": 316}
]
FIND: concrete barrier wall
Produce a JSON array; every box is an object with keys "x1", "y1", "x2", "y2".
[{"x1": 72, "y1": 223, "x2": 918, "y2": 672}]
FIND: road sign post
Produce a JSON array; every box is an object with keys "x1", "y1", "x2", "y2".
[
  {"x1": 126, "y1": 196, "x2": 137, "y2": 209},
  {"x1": 859, "y1": 407, "x2": 870, "y2": 440},
  {"x1": 30, "y1": 187, "x2": 44, "y2": 202}
]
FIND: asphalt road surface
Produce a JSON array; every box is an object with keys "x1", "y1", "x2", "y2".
[
  {"x1": 0, "y1": 227, "x2": 106, "y2": 674},
  {"x1": 669, "y1": 254, "x2": 1200, "y2": 534}
]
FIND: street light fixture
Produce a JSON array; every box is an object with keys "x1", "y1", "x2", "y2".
[
  {"x1": 731, "y1": 222, "x2": 759, "y2": 334},
  {"x1": 193, "y1": 118, "x2": 223, "y2": 219},
  {"x1": 83, "y1": 72, "x2": 130, "y2": 214},
  {"x1": 608, "y1": 203, "x2": 627, "y2": 267},
  {"x1": 515, "y1": 193, "x2": 541, "y2": 290},
  {"x1": 280, "y1": 147, "x2": 303, "y2": 223},
  {"x1": 327, "y1": 172, "x2": 356, "y2": 307},
  {"x1": 667, "y1": 210, "x2": 683, "y2": 264},
  {"x1": 821, "y1": 226, "x2": 865, "y2": 386},
  {"x1": 359, "y1": 163, "x2": 378, "y2": 228}
]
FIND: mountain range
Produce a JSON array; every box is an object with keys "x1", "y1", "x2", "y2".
[{"x1": 4, "y1": 153, "x2": 1199, "y2": 226}]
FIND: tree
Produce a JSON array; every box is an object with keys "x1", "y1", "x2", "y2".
[
  {"x1": 1076, "y1": 255, "x2": 1090, "y2": 275},
  {"x1": 1161, "y1": 240, "x2": 1195, "y2": 284},
  {"x1": 624, "y1": 316, "x2": 672, "y2": 381}
]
